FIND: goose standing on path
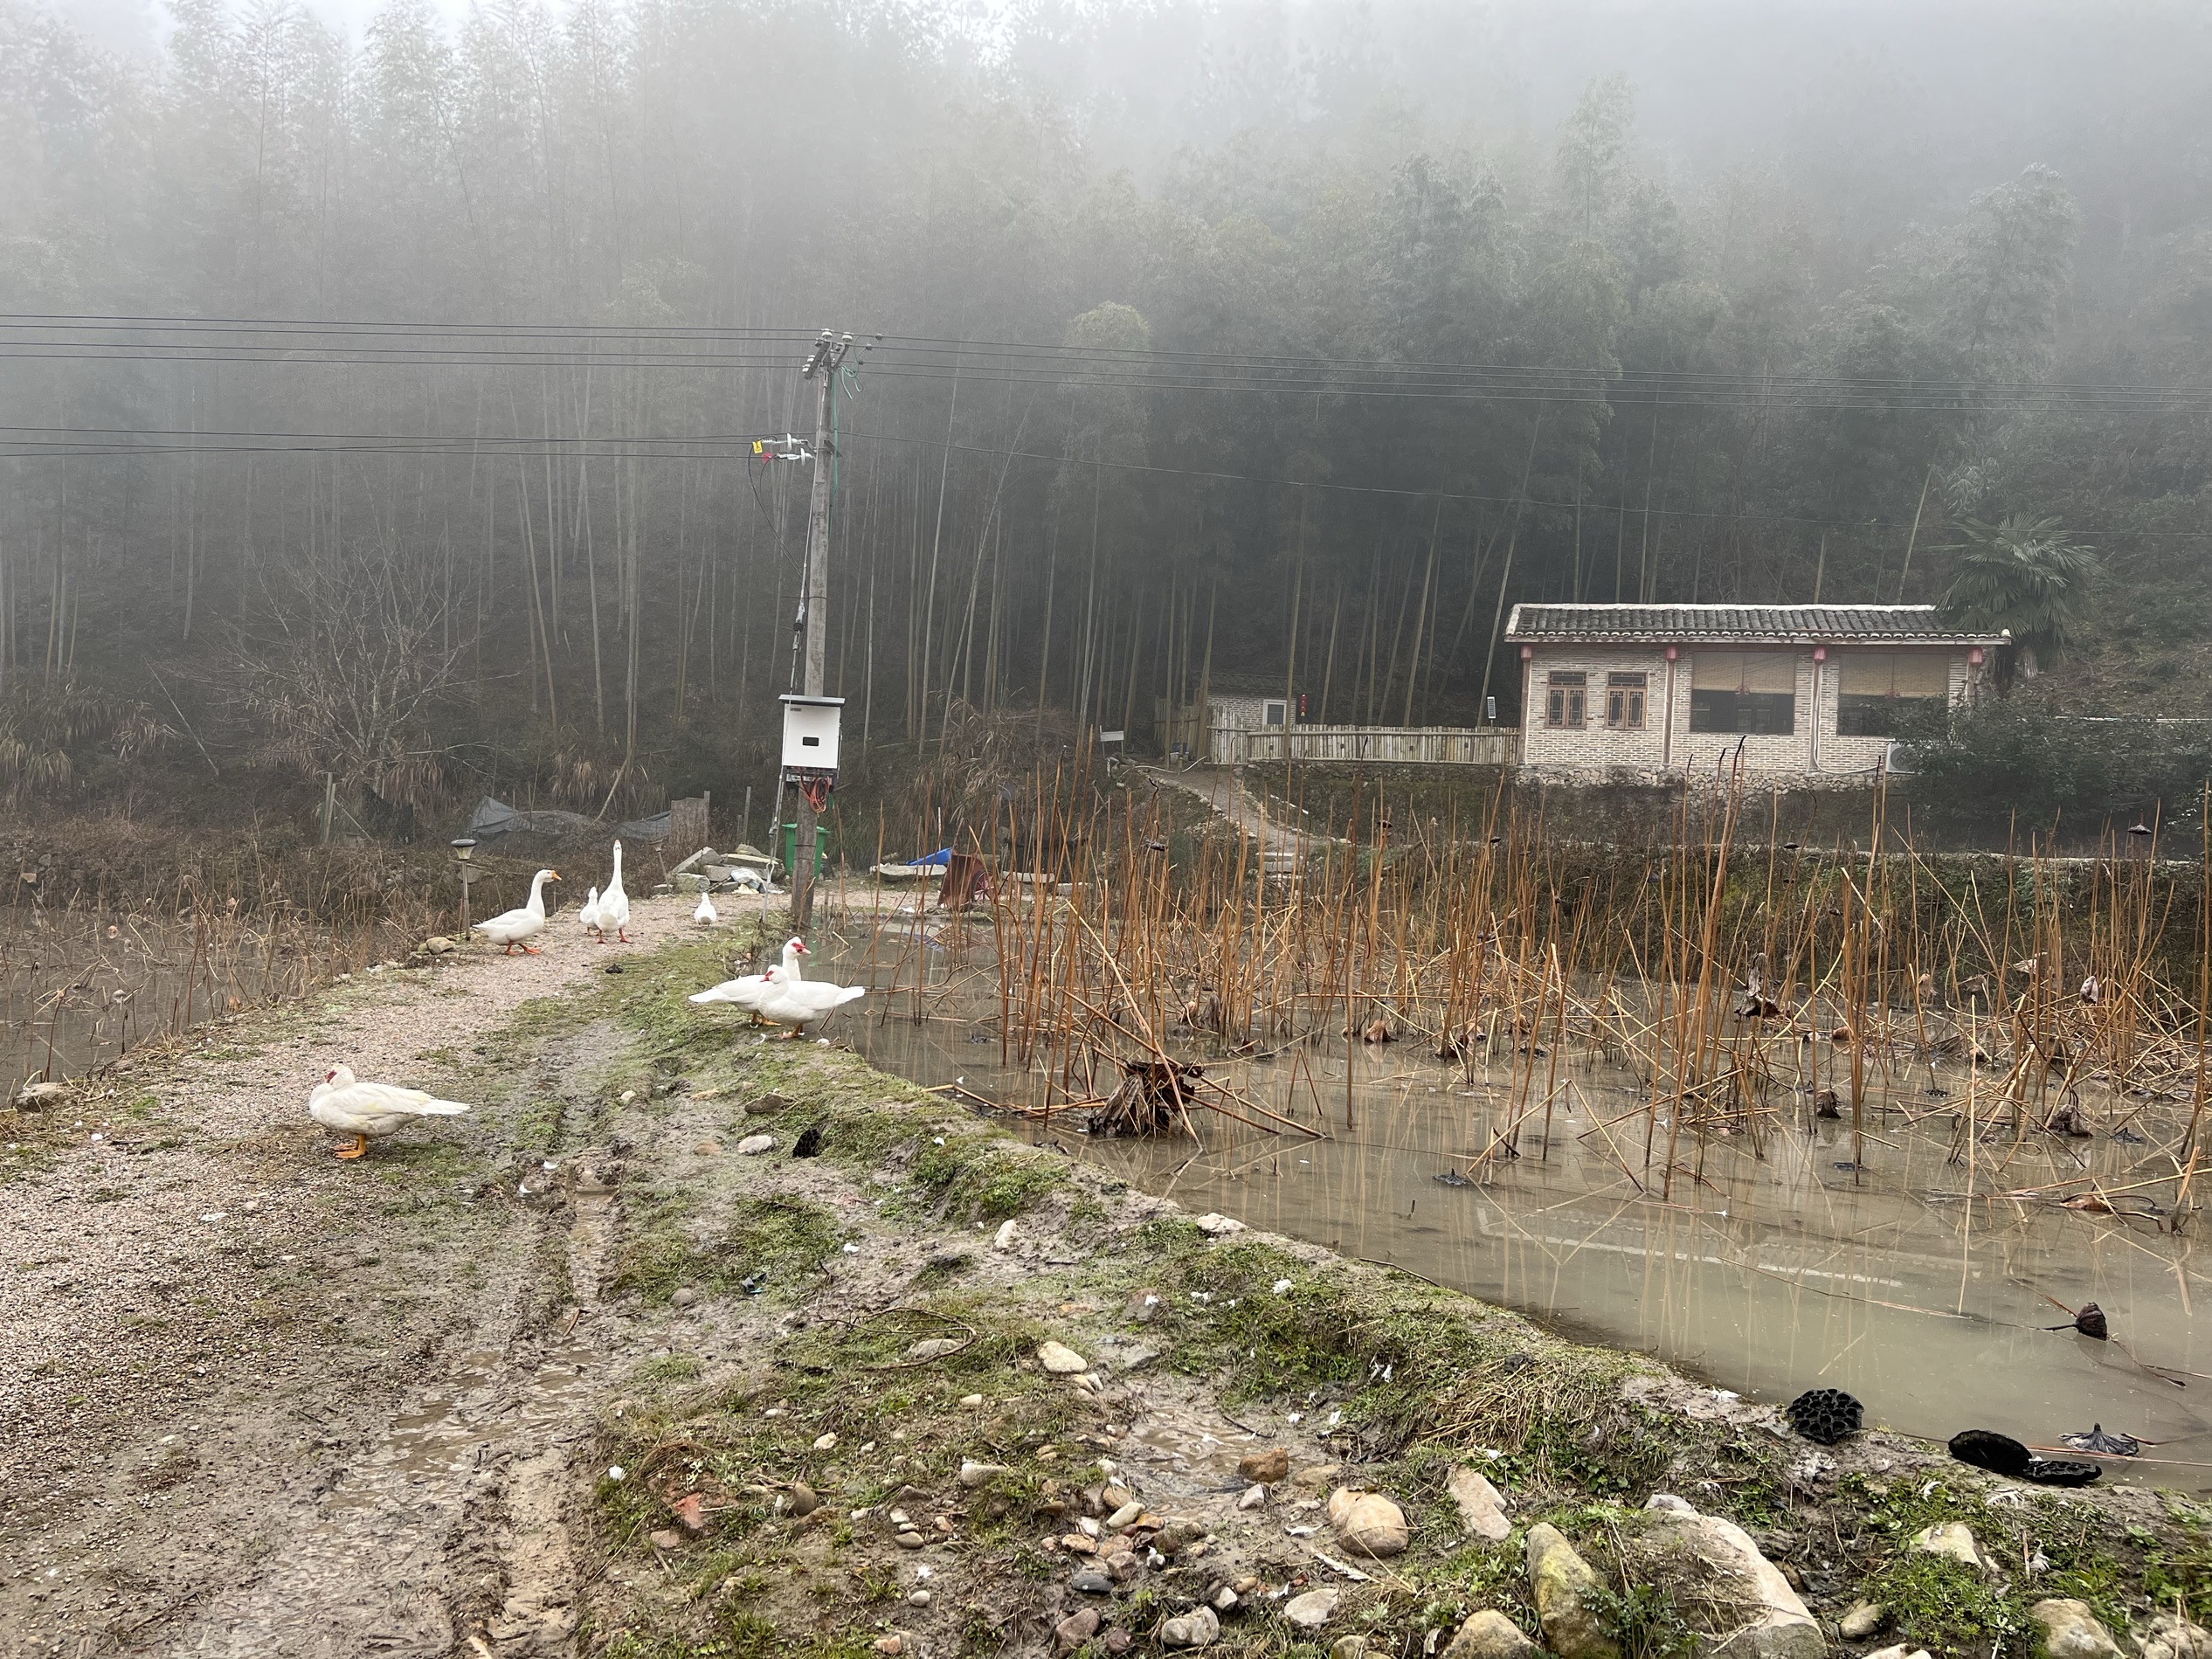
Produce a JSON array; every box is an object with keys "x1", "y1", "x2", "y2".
[
  {"x1": 694, "y1": 891, "x2": 717, "y2": 926},
  {"x1": 473, "y1": 868, "x2": 560, "y2": 954},
  {"x1": 578, "y1": 885, "x2": 604, "y2": 942},
  {"x1": 309, "y1": 1064, "x2": 472, "y2": 1158},
  {"x1": 601, "y1": 840, "x2": 632, "y2": 944}
]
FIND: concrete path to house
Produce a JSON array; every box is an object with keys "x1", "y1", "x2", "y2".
[{"x1": 1133, "y1": 763, "x2": 1342, "y2": 859}]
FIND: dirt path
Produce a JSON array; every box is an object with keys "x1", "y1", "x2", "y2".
[
  {"x1": 0, "y1": 890, "x2": 728, "y2": 1658},
  {"x1": 1134, "y1": 764, "x2": 1337, "y2": 859}
]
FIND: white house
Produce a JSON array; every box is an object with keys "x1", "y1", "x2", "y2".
[{"x1": 1504, "y1": 604, "x2": 2007, "y2": 781}]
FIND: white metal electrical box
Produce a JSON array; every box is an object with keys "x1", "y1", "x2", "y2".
[{"x1": 779, "y1": 695, "x2": 845, "y2": 780}]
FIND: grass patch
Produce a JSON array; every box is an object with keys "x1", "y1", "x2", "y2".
[{"x1": 610, "y1": 1191, "x2": 844, "y2": 1306}]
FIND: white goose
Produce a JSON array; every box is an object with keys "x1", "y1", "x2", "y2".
[
  {"x1": 688, "y1": 937, "x2": 802, "y2": 1021},
  {"x1": 601, "y1": 840, "x2": 632, "y2": 943},
  {"x1": 473, "y1": 868, "x2": 560, "y2": 954},
  {"x1": 755, "y1": 937, "x2": 866, "y2": 1036},
  {"x1": 694, "y1": 891, "x2": 717, "y2": 926},
  {"x1": 578, "y1": 884, "x2": 604, "y2": 940},
  {"x1": 309, "y1": 1063, "x2": 472, "y2": 1158}
]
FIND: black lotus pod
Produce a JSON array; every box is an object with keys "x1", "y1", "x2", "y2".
[{"x1": 1786, "y1": 1388, "x2": 1863, "y2": 1445}]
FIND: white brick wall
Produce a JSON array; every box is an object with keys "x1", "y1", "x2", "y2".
[{"x1": 1520, "y1": 644, "x2": 1982, "y2": 782}]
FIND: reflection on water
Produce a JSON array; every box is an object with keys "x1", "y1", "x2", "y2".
[
  {"x1": 810, "y1": 916, "x2": 2212, "y2": 1491},
  {"x1": 1, "y1": 904, "x2": 404, "y2": 1094}
]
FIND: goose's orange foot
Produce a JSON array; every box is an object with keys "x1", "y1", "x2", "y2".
[
  {"x1": 523, "y1": 944, "x2": 543, "y2": 955},
  {"x1": 335, "y1": 1136, "x2": 368, "y2": 1159}
]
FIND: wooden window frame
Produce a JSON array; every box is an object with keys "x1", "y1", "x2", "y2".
[
  {"x1": 1545, "y1": 671, "x2": 1587, "y2": 729},
  {"x1": 1605, "y1": 671, "x2": 1648, "y2": 730}
]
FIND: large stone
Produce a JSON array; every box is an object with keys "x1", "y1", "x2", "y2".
[
  {"x1": 2142, "y1": 1615, "x2": 2212, "y2": 1659},
  {"x1": 1525, "y1": 1522, "x2": 1622, "y2": 1659},
  {"x1": 1331, "y1": 1642, "x2": 1371, "y2": 1659},
  {"x1": 1910, "y1": 1522, "x2": 1986, "y2": 1572},
  {"x1": 2030, "y1": 1600, "x2": 2124, "y2": 1659},
  {"x1": 1449, "y1": 1466, "x2": 1512, "y2": 1541},
  {"x1": 1055, "y1": 1607, "x2": 1101, "y2": 1651},
  {"x1": 1285, "y1": 1588, "x2": 1341, "y2": 1629},
  {"x1": 1863, "y1": 1646, "x2": 1932, "y2": 1659},
  {"x1": 1640, "y1": 1503, "x2": 1821, "y2": 1659},
  {"x1": 1038, "y1": 1341, "x2": 1089, "y2": 1374},
  {"x1": 1838, "y1": 1602, "x2": 1887, "y2": 1641},
  {"x1": 1328, "y1": 1488, "x2": 1410, "y2": 1558},
  {"x1": 1160, "y1": 1605, "x2": 1220, "y2": 1648},
  {"x1": 1443, "y1": 1610, "x2": 1543, "y2": 1659},
  {"x1": 1238, "y1": 1447, "x2": 1290, "y2": 1483}
]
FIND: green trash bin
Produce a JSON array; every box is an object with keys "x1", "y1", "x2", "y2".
[{"x1": 781, "y1": 821, "x2": 831, "y2": 880}]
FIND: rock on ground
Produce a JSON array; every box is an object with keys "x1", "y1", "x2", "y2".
[
  {"x1": 1160, "y1": 1604, "x2": 1220, "y2": 1647},
  {"x1": 1448, "y1": 1465, "x2": 1511, "y2": 1540},
  {"x1": 1443, "y1": 1610, "x2": 1543, "y2": 1659},
  {"x1": 2143, "y1": 1615, "x2": 2212, "y2": 1659},
  {"x1": 1839, "y1": 1601, "x2": 1886, "y2": 1640},
  {"x1": 1285, "y1": 1587, "x2": 1341, "y2": 1629},
  {"x1": 1328, "y1": 1487, "x2": 1410, "y2": 1558},
  {"x1": 1910, "y1": 1522, "x2": 1986, "y2": 1571},
  {"x1": 1526, "y1": 1522, "x2": 1622, "y2": 1659},
  {"x1": 2030, "y1": 1599, "x2": 2124, "y2": 1659},
  {"x1": 1639, "y1": 1497, "x2": 1821, "y2": 1659}
]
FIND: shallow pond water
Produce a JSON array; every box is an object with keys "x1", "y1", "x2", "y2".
[
  {"x1": 0, "y1": 903, "x2": 406, "y2": 1097},
  {"x1": 808, "y1": 916, "x2": 2212, "y2": 1493}
]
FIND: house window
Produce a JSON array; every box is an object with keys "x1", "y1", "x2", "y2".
[
  {"x1": 1605, "y1": 671, "x2": 1647, "y2": 729},
  {"x1": 1835, "y1": 651, "x2": 1949, "y2": 736},
  {"x1": 1263, "y1": 700, "x2": 1287, "y2": 728},
  {"x1": 1545, "y1": 671, "x2": 1586, "y2": 729},
  {"x1": 1690, "y1": 652, "x2": 1797, "y2": 735}
]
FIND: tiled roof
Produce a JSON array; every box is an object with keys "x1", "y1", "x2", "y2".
[{"x1": 1504, "y1": 604, "x2": 2008, "y2": 644}]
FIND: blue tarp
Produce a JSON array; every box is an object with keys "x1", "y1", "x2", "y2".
[{"x1": 909, "y1": 847, "x2": 952, "y2": 868}]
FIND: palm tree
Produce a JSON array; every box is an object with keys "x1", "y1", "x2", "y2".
[{"x1": 1940, "y1": 513, "x2": 2097, "y2": 681}]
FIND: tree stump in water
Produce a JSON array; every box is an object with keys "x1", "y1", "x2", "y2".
[{"x1": 1086, "y1": 1060, "x2": 1206, "y2": 1137}]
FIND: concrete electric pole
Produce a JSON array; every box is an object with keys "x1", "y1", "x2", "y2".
[{"x1": 789, "y1": 330, "x2": 854, "y2": 930}]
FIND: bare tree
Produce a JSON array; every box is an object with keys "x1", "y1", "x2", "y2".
[{"x1": 233, "y1": 540, "x2": 475, "y2": 812}]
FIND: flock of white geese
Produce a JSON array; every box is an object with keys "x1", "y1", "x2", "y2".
[{"x1": 309, "y1": 840, "x2": 863, "y2": 1158}]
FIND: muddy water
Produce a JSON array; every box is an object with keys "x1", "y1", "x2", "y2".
[
  {"x1": 0, "y1": 906, "x2": 404, "y2": 1096},
  {"x1": 813, "y1": 923, "x2": 2212, "y2": 1492}
]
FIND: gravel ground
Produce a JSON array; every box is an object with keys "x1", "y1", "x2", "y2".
[{"x1": 0, "y1": 889, "x2": 742, "y2": 1657}]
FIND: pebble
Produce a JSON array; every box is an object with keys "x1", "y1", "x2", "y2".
[
  {"x1": 1237, "y1": 1447, "x2": 1289, "y2": 1483},
  {"x1": 788, "y1": 1482, "x2": 819, "y2": 1517},
  {"x1": 1327, "y1": 1488, "x2": 1409, "y2": 1558},
  {"x1": 648, "y1": 1529, "x2": 683, "y2": 1551},
  {"x1": 1237, "y1": 1484, "x2": 1267, "y2": 1510},
  {"x1": 1106, "y1": 1500, "x2": 1145, "y2": 1529},
  {"x1": 893, "y1": 1532, "x2": 925, "y2": 1550},
  {"x1": 1038, "y1": 1341, "x2": 1089, "y2": 1374},
  {"x1": 1056, "y1": 1607, "x2": 1102, "y2": 1651},
  {"x1": 692, "y1": 1140, "x2": 721, "y2": 1156},
  {"x1": 813, "y1": 1433, "x2": 838, "y2": 1451},
  {"x1": 908, "y1": 1591, "x2": 931, "y2": 1607},
  {"x1": 873, "y1": 1639, "x2": 903, "y2": 1656},
  {"x1": 1911, "y1": 1522, "x2": 1986, "y2": 1572},
  {"x1": 958, "y1": 1460, "x2": 1010, "y2": 1487},
  {"x1": 1212, "y1": 1586, "x2": 1240, "y2": 1611},
  {"x1": 958, "y1": 1393, "x2": 984, "y2": 1407},
  {"x1": 1071, "y1": 1570, "x2": 1114, "y2": 1595},
  {"x1": 736, "y1": 1134, "x2": 776, "y2": 1155},
  {"x1": 994, "y1": 1219, "x2": 1020, "y2": 1250},
  {"x1": 1160, "y1": 1606, "x2": 1220, "y2": 1648},
  {"x1": 905, "y1": 1338, "x2": 964, "y2": 1361},
  {"x1": 1286, "y1": 1588, "x2": 1341, "y2": 1628},
  {"x1": 671, "y1": 1288, "x2": 699, "y2": 1309},
  {"x1": 1839, "y1": 1602, "x2": 1887, "y2": 1640}
]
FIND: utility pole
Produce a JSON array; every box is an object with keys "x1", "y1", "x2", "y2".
[{"x1": 791, "y1": 329, "x2": 854, "y2": 930}]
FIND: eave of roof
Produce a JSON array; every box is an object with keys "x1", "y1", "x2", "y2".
[{"x1": 1503, "y1": 602, "x2": 2009, "y2": 647}]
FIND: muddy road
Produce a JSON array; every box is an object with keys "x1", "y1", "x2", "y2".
[{"x1": 0, "y1": 894, "x2": 715, "y2": 1657}]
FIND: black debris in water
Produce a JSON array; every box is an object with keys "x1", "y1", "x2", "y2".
[
  {"x1": 1948, "y1": 1428, "x2": 2104, "y2": 1486},
  {"x1": 2061, "y1": 1424, "x2": 2141, "y2": 1457},
  {"x1": 1434, "y1": 1168, "x2": 1473, "y2": 1187},
  {"x1": 2075, "y1": 1303, "x2": 2110, "y2": 1340},
  {"x1": 1786, "y1": 1388, "x2": 1863, "y2": 1445},
  {"x1": 791, "y1": 1123, "x2": 824, "y2": 1158}
]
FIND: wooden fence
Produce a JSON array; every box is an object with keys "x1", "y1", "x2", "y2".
[{"x1": 1229, "y1": 725, "x2": 1521, "y2": 766}]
